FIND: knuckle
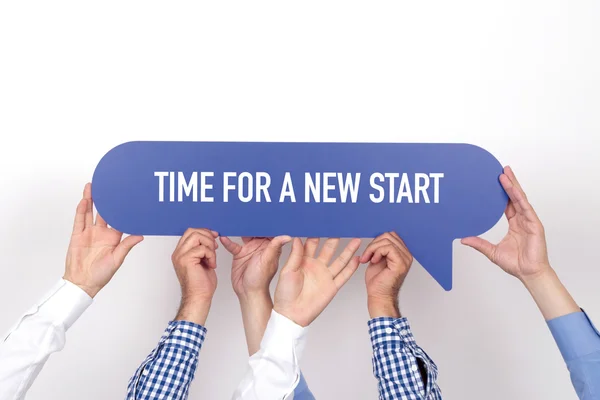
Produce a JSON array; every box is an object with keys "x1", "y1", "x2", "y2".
[
  {"x1": 337, "y1": 253, "x2": 349, "y2": 264},
  {"x1": 382, "y1": 232, "x2": 394, "y2": 241},
  {"x1": 190, "y1": 231, "x2": 202, "y2": 239},
  {"x1": 198, "y1": 228, "x2": 211, "y2": 237}
]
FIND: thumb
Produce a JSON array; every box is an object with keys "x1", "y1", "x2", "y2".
[
  {"x1": 264, "y1": 235, "x2": 292, "y2": 262},
  {"x1": 461, "y1": 237, "x2": 496, "y2": 262},
  {"x1": 219, "y1": 236, "x2": 243, "y2": 256},
  {"x1": 282, "y1": 238, "x2": 304, "y2": 273},
  {"x1": 114, "y1": 235, "x2": 144, "y2": 267}
]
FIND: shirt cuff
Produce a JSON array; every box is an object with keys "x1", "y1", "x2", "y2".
[
  {"x1": 547, "y1": 310, "x2": 600, "y2": 362},
  {"x1": 161, "y1": 320, "x2": 207, "y2": 354},
  {"x1": 34, "y1": 279, "x2": 93, "y2": 330},
  {"x1": 368, "y1": 317, "x2": 416, "y2": 348},
  {"x1": 261, "y1": 311, "x2": 307, "y2": 359}
]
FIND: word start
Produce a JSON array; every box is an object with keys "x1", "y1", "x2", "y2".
[{"x1": 154, "y1": 172, "x2": 444, "y2": 204}]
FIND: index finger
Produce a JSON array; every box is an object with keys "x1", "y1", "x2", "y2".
[
  {"x1": 504, "y1": 166, "x2": 527, "y2": 199},
  {"x1": 178, "y1": 228, "x2": 215, "y2": 246},
  {"x1": 177, "y1": 230, "x2": 217, "y2": 254},
  {"x1": 499, "y1": 174, "x2": 539, "y2": 222}
]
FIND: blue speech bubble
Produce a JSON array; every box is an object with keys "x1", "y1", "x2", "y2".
[{"x1": 92, "y1": 141, "x2": 507, "y2": 290}]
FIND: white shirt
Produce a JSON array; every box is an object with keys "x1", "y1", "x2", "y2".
[
  {"x1": 0, "y1": 279, "x2": 92, "y2": 400},
  {"x1": 233, "y1": 310, "x2": 307, "y2": 400}
]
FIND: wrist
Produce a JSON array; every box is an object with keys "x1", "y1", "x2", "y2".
[
  {"x1": 520, "y1": 265, "x2": 580, "y2": 321},
  {"x1": 175, "y1": 296, "x2": 212, "y2": 326},
  {"x1": 237, "y1": 288, "x2": 272, "y2": 304},
  {"x1": 368, "y1": 296, "x2": 401, "y2": 319},
  {"x1": 63, "y1": 276, "x2": 100, "y2": 298},
  {"x1": 272, "y1": 303, "x2": 310, "y2": 327},
  {"x1": 520, "y1": 265, "x2": 556, "y2": 291}
]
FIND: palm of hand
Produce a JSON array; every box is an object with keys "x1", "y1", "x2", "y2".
[
  {"x1": 66, "y1": 226, "x2": 122, "y2": 291},
  {"x1": 494, "y1": 214, "x2": 549, "y2": 279},
  {"x1": 278, "y1": 256, "x2": 337, "y2": 326},
  {"x1": 232, "y1": 239, "x2": 278, "y2": 293}
]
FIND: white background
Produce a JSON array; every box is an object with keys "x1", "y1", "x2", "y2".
[{"x1": 1, "y1": 1, "x2": 599, "y2": 399}]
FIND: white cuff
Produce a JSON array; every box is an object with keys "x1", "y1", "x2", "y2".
[
  {"x1": 260, "y1": 310, "x2": 307, "y2": 359},
  {"x1": 35, "y1": 279, "x2": 93, "y2": 330},
  {"x1": 232, "y1": 311, "x2": 308, "y2": 400}
]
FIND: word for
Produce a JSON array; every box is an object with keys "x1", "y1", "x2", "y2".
[{"x1": 154, "y1": 171, "x2": 444, "y2": 204}]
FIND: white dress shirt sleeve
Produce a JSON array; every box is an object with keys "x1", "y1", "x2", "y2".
[
  {"x1": 232, "y1": 310, "x2": 308, "y2": 400},
  {"x1": 0, "y1": 279, "x2": 92, "y2": 400}
]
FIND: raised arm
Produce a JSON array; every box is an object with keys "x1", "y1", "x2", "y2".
[
  {"x1": 233, "y1": 237, "x2": 361, "y2": 400},
  {"x1": 220, "y1": 235, "x2": 315, "y2": 399},
  {"x1": 462, "y1": 166, "x2": 600, "y2": 399},
  {"x1": 126, "y1": 228, "x2": 217, "y2": 400},
  {"x1": 0, "y1": 183, "x2": 143, "y2": 400},
  {"x1": 361, "y1": 232, "x2": 442, "y2": 399}
]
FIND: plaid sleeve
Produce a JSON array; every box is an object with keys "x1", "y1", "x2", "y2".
[
  {"x1": 369, "y1": 317, "x2": 442, "y2": 400},
  {"x1": 126, "y1": 321, "x2": 207, "y2": 400}
]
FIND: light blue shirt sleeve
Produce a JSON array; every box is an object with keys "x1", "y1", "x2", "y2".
[
  {"x1": 547, "y1": 310, "x2": 600, "y2": 399},
  {"x1": 293, "y1": 372, "x2": 316, "y2": 400}
]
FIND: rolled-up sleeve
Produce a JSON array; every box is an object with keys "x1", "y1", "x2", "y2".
[
  {"x1": 369, "y1": 317, "x2": 442, "y2": 400},
  {"x1": 127, "y1": 321, "x2": 206, "y2": 400}
]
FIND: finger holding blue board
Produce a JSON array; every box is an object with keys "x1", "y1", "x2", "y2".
[{"x1": 92, "y1": 141, "x2": 508, "y2": 290}]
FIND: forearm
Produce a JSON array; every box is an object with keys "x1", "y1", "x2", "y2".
[
  {"x1": 126, "y1": 296, "x2": 210, "y2": 399},
  {"x1": 0, "y1": 318, "x2": 65, "y2": 400},
  {"x1": 238, "y1": 293, "x2": 316, "y2": 399},
  {"x1": 369, "y1": 317, "x2": 442, "y2": 399},
  {"x1": 238, "y1": 291, "x2": 273, "y2": 356},
  {"x1": 522, "y1": 267, "x2": 580, "y2": 321},
  {"x1": 368, "y1": 295, "x2": 401, "y2": 319},
  {"x1": 0, "y1": 280, "x2": 91, "y2": 400},
  {"x1": 126, "y1": 320, "x2": 206, "y2": 400},
  {"x1": 233, "y1": 310, "x2": 307, "y2": 400},
  {"x1": 175, "y1": 296, "x2": 212, "y2": 326}
]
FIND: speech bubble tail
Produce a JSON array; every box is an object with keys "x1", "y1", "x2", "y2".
[{"x1": 413, "y1": 239, "x2": 454, "y2": 291}]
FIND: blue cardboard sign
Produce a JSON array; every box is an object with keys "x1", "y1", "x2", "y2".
[{"x1": 92, "y1": 141, "x2": 507, "y2": 290}]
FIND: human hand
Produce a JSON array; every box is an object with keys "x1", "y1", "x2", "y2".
[
  {"x1": 220, "y1": 236, "x2": 292, "y2": 298},
  {"x1": 64, "y1": 183, "x2": 144, "y2": 298},
  {"x1": 273, "y1": 238, "x2": 361, "y2": 327},
  {"x1": 172, "y1": 228, "x2": 219, "y2": 325},
  {"x1": 221, "y1": 235, "x2": 292, "y2": 355},
  {"x1": 461, "y1": 166, "x2": 551, "y2": 284},
  {"x1": 360, "y1": 232, "x2": 413, "y2": 319}
]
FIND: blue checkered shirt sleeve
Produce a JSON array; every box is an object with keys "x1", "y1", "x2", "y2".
[
  {"x1": 126, "y1": 321, "x2": 207, "y2": 400},
  {"x1": 369, "y1": 317, "x2": 442, "y2": 400}
]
